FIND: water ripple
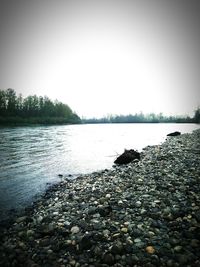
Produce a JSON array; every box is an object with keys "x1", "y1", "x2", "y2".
[{"x1": 0, "y1": 123, "x2": 199, "y2": 220}]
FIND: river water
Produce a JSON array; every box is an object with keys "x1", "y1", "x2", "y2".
[{"x1": 0, "y1": 123, "x2": 199, "y2": 218}]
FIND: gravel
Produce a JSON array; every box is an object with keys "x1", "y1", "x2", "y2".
[{"x1": 0, "y1": 129, "x2": 200, "y2": 267}]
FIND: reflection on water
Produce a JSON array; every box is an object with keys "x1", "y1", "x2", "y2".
[{"x1": 0, "y1": 123, "x2": 199, "y2": 218}]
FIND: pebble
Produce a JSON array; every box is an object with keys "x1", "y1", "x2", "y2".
[
  {"x1": 135, "y1": 201, "x2": 142, "y2": 207},
  {"x1": 16, "y1": 216, "x2": 27, "y2": 223},
  {"x1": 190, "y1": 239, "x2": 199, "y2": 247},
  {"x1": 121, "y1": 227, "x2": 128, "y2": 233},
  {"x1": 140, "y1": 208, "x2": 147, "y2": 215},
  {"x1": 26, "y1": 229, "x2": 34, "y2": 236},
  {"x1": 103, "y1": 229, "x2": 110, "y2": 236},
  {"x1": 174, "y1": 245, "x2": 182, "y2": 252},
  {"x1": 110, "y1": 241, "x2": 124, "y2": 255},
  {"x1": 103, "y1": 253, "x2": 115, "y2": 265},
  {"x1": 70, "y1": 226, "x2": 80, "y2": 234},
  {"x1": 134, "y1": 238, "x2": 142, "y2": 243},
  {"x1": 69, "y1": 260, "x2": 76, "y2": 266},
  {"x1": 146, "y1": 246, "x2": 155, "y2": 254}
]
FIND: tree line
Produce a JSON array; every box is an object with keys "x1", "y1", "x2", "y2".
[
  {"x1": 194, "y1": 108, "x2": 200, "y2": 123},
  {"x1": 1, "y1": 88, "x2": 199, "y2": 125},
  {"x1": 83, "y1": 110, "x2": 200, "y2": 124},
  {"x1": 0, "y1": 88, "x2": 81, "y2": 125}
]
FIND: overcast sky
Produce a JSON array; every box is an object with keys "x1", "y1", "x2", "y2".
[{"x1": 0, "y1": 0, "x2": 200, "y2": 118}]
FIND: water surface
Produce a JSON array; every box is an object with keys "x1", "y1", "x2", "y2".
[{"x1": 0, "y1": 123, "x2": 199, "y2": 218}]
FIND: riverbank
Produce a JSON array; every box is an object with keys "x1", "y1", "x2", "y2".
[
  {"x1": 1, "y1": 129, "x2": 200, "y2": 267},
  {"x1": 0, "y1": 116, "x2": 82, "y2": 126}
]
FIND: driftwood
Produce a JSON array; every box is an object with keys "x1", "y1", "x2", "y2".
[
  {"x1": 114, "y1": 149, "x2": 140, "y2": 165},
  {"x1": 167, "y1": 131, "x2": 181, "y2": 137}
]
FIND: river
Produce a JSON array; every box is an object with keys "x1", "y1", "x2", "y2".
[{"x1": 0, "y1": 123, "x2": 199, "y2": 219}]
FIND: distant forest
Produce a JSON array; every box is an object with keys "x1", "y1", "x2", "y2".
[
  {"x1": 0, "y1": 88, "x2": 199, "y2": 125},
  {"x1": 0, "y1": 88, "x2": 81, "y2": 125},
  {"x1": 83, "y1": 110, "x2": 200, "y2": 124}
]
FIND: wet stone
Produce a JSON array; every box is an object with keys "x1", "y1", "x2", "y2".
[
  {"x1": 16, "y1": 216, "x2": 27, "y2": 223},
  {"x1": 70, "y1": 226, "x2": 80, "y2": 234},
  {"x1": 79, "y1": 234, "x2": 93, "y2": 251},
  {"x1": 98, "y1": 205, "x2": 112, "y2": 217},
  {"x1": 135, "y1": 201, "x2": 142, "y2": 207},
  {"x1": 110, "y1": 242, "x2": 124, "y2": 255},
  {"x1": 26, "y1": 229, "x2": 34, "y2": 237},
  {"x1": 102, "y1": 253, "x2": 115, "y2": 265}
]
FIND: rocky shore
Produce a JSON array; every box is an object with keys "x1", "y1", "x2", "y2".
[{"x1": 1, "y1": 129, "x2": 200, "y2": 267}]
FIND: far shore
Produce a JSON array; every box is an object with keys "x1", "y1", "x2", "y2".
[{"x1": 0, "y1": 120, "x2": 199, "y2": 127}]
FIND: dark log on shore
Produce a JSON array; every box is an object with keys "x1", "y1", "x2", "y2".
[
  {"x1": 114, "y1": 149, "x2": 140, "y2": 165},
  {"x1": 167, "y1": 131, "x2": 181, "y2": 137}
]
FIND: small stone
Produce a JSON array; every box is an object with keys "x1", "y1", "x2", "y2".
[
  {"x1": 79, "y1": 234, "x2": 93, "y2": 250},
  {"x1": 174, "y1": 245, "x2": 182, "y2": 252},
  {"x1": 18, "y1": 242, "x2": 26, "y2": 249},
  {"x1": 146, "y1": 246, "x2": 155, "y2": 254},
  {"x1": 94, "y1": 246, "x2": 102, "y2": 256},
  {"x1": 36, "y1": 215, "x2": 43, "y2": 223},
  {"x1": 148, "y1": 231, "x2": 155, "y2": 237},
  {"x1": 27, "y1": 229, "x2": 34, "y2": 236},
  {"x1": 88, "y1": 207, "x2": 97, "y2": 215},
  {"x1": 132, "y1": 255, "x2": 139, "y2": 263},
  {"x1": 99, "y1": 197, "x2": 106, "y2": 204},
  {"x1": 69, "y1": 260, "x2": 76, "y2": 266},
  {"x1": 126, "y1": 238, "x2": 133, "y2": 245},
  {"x1": 121, "y1": 227, "x2": 128, "y2": 233},
  {"x1": 64, "y1": 221, "x2": 71, "y2": 227},
  {"x1": 111, "y1": 242, "x2": 124, "y2": 255},
  {"x1": 134, "y1": 238, "x2": 142, "y2": 243},
  {"x1": 177, "y1": 254, "x2": 190, "y2": 264},
  {"x1": 135, "y1": 241, "x2": 145, "y2": 248},
  {"x1": 140, "y1": 209, "x2": 147, "y2": 215},
  {"x1": 170, "y1": 238, "x2": 179, "y2": 245},
  {"x1": 47, "y1": 249, "x2": 53, "y2": 254},
  {"x1": 113, "y1": 233, "x2": 121, "y2": 238},
  {"x1": 71, "y1": 226, "x2": 80, "y2": 234},
  {"x1": 71, "y1": 240, "x2": 76, "y2": 246},
  {"x1": 18, "y1": 231, "x2": 25, "y2": 237},
  {"x1": 167, "y1": 259, "x2": 174, "y2": 267},
  {"x1": 137, "y1": 223, "x2": 144, "y2": 230},
  {"x1": 98, "y1": 205, "x2": 112, "y2": 216},
  {"x1": 39, "y1": 223, "x2": 55, "y2": 234},
  {"x1": 16, "y1": 216, "x2": 27, "y2": 223},
  {"x1": 103, "y1": 229, "x2": 110, "y2": 236},
  {"x1": 105, "y1": 193, "x2": 111, "y2": 199},
  {"x1": 135, "y1": 201, "x2": 142, "y2": 207},
  {"x1": 142, "y1": 194, "x2": 151, "y2": 198},
  {"x1": 190, "y1": 239, "x2": 199, "y2": 248},
  {"x1": 91, "y1": 219, "x2": 102, "y2": 230},
  {"x1": 103, "y1": 253, "x2": 115, "y2": 265},
  {"x1": 93, "y1": 213, "x2": 101, "y2": 218}
]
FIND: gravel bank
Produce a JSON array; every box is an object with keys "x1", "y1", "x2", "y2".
[{"x1": 1, "y1": 129, "x2": 200, "y2": 267}]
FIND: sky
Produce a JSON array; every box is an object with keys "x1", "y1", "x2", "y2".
[{"x1": 0, "y1": 0, "x2": 200, "y2": 118}]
